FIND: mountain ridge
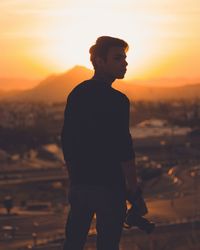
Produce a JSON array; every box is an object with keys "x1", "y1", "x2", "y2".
[{"x1": 0, "y1": 66, "x2": 199, "y2": 102}]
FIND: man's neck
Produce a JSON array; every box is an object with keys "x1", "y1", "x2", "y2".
[{"x1": 92, "y1": 71, "x2": 115, "y2": 86}]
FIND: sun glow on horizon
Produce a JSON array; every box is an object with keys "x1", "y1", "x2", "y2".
[
  {"x1": 27, "y1": 12, "x2": 182, "y2": 79},
  {"x1": 0, "y1": 0, "x2": 200, "y2": 88}
]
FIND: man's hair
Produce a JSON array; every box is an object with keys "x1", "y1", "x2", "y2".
[{"x1": 89, "y1": 36, "x2": 129, "y2": 68}]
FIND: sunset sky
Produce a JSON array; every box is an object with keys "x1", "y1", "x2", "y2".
[{"x1": 0, "y1": 0, "x2": 200, "y2": 90}]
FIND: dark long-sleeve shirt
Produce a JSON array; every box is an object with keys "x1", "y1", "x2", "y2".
[{"x1": 61, "y1": 79, "x2": 135, "y2": 187}]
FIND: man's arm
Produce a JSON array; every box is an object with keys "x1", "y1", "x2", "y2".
[
  {"x1": 120, "y1": 96, "x2": 138, "y2": 193},
  {"x1": 121, "y1": 158, "x2": 138, "y2": 193},
  {"x1": 61, "y1": 93, "x2": 75, "y2": 163}
]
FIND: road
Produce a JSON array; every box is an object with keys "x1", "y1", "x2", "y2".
[
  {"x1": 0, "y1": 167, "x2": 67, "y2": 186},
  {"x1": 0, "y1": 191, "x2": 199, "y2": 250}
]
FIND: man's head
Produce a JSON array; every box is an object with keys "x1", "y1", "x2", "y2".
[{"x1": 89, "y1": 36, "x2": 129, "y2": 79}]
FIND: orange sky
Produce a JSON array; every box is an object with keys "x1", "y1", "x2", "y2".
[{"x1": 0, "y1": 0, "x2": 200, "y2": 90}]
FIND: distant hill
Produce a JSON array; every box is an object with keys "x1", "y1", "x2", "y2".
[
  {"x1": 0, "y1": 77, "x2": 38, "y2": 91},
  {"x1": 114, "y1": 82, "x2": 200, "y2": 101},
  {"x1": 1, "y1": 65, "x2": 200, "y2": 102},
  {"x1": 0, "y1": 89, "x2": 5, "y2": 96},
  {"x1": 6, "y1": 66, "x2": 93, "y2": 102},
  {"x1": 0, "y1": 89, "x2": 22, "y2": 99}
]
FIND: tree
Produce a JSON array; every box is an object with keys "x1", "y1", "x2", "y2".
[{"x1": 3, "y1": 196, "x2": 13, "y2": 215}]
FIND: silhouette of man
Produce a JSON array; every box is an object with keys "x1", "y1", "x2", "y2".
[{"x1": 61, "y1": 36, "x2": 138, "y2": 250}]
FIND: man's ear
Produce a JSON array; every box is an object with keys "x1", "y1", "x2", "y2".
[{"x1": 95, "y1": 56, "x2": 105, "y2": 67}]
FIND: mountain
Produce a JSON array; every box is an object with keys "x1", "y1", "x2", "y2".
[
  {"x1": 1, "y1": 65, "x2": 200, "y2": 102},
  {"x1": 0, "y1": 89, "x2": 22, "y2": 99},
  {"x1": 0, "y1": 77, "x2": 39, "y2": 91},
  {"x1": 9, "y1": 66, "x2": 93, "y2": 102},
  {"x1": 0, "y1": 89, "x2": 5, "y2": 96},
  {"x1": 114, "y1": 82, "x2": 200, "y2": 101}
]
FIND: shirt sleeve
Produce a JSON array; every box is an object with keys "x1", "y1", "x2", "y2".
[
  {"x1": 61, "y1": 93, "x2": 76, "y2": 161},
  {"x1": 119, "y1": 96, "x2": 135, "y2": 161}
]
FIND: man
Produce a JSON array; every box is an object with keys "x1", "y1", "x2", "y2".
[{"x1": 61, "y1": 36, "x2": 138, "y2": 250}]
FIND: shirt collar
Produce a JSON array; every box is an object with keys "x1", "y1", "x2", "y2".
[{"x1": 90, "y1": 76, "x2": 112, "y2": 88}]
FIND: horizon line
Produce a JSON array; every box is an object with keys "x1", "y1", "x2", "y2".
[{"x1": 0, "y1": 64, "x2": 200, "y2": 92}]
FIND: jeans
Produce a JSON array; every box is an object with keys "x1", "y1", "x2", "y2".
[{"x1": 63, "y1": 185, "x2": 127, "y2": 250}]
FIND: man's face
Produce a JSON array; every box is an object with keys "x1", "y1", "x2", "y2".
[{"x1": 98, "y1": 46, "x2": 128, "y2": 79}]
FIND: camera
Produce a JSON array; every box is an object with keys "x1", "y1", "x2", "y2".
[{"x1": 124, "y1": 187, "x2": 155, "y2": 234}]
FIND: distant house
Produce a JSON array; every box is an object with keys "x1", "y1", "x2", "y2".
[
  {"x1": 136, "y1": 119, "x2": 169, "y2": 128},
  {"x1": 38, "y1": 144, "x2": 64, "y2": 162},
  {"x1": 25, "y1": 201, "x2": 52, "y2": 211},
  {"x1": 131, "y1": 118, "x2": 191, "y2": 139},
  {"x1": 188, "y1": 128, "x2": 200, "y2": 137},
  {"x1": 0, "y1": 149, "x2": 9, "y2": 162},
  {"x1": 188, "y1": 128, "x2": 200, "y2": 145}
]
